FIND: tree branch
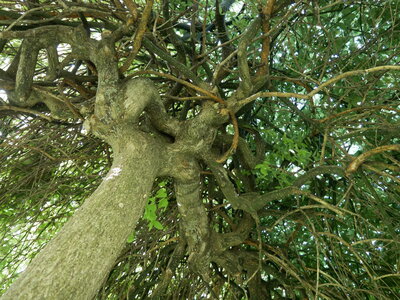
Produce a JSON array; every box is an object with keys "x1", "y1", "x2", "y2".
[
  {"x1": 120, "y1": 0, "x2": 153, "y2": 73},
  {"x1": 346, "y1": 144, "x2": 400, "y2": 176},
  {"x1": 258, "y1": 0, "x2": 275, "y2": 76},
  {"x1": 237, "y1": 17, "x2": 261, "y2": 94},
  {"x1": 308, "y1": 65, "x2": 400, "y2": 97},
  {"x1": 0, "y1": 105, "x2": 53, "y2": 121},
  {"x1": 233, "y1": 65, "x2": 400, "y2": 112},
  {"x1": 141, "y1": 38, "x2": 202, "y2": 86},
  {"x1": 173, "y1": 159, "x2": 211, "y2": 281}
]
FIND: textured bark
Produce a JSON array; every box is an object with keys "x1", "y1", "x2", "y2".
[
  {"x1": 1, "y1": 133, "x2": 162, "y2": 300},
  {"x1": 175, "y1": 175, "x2": 211, "y2": 280}
]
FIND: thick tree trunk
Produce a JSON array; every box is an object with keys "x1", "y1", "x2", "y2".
[{"x1": 2, "y1": 136, "x2": 161, "y2": 300}]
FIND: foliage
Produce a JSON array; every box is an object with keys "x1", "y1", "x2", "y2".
[
  {"x1": 0, "y1": 0, "x2": 400, "y2": 299},
  {"x1": 143, "y1": 182, "x2": 169, "y2": 230}
]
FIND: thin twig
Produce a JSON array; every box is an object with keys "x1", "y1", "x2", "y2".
[
  {"x1": 0, "y1": 105, "x2": 53, "y2": 121},
  {"x1": 5, "y1": 6, "x2": 51, "y2": 32}
]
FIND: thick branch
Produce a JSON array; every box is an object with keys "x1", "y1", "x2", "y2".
[
  {"x1": 11, "y1": 39, "x2": 39, "y2": 105},
  {"x1": 0, "y1": 24, "x2": 94, "y2": 115},
  {"x1": 2, "y1": 134, "x2": 162, "y2": 300},
  {"x1": 173, "y1": 159, "x2": 211, "y2": 280},
  {"x1": 120, "y1": 0, "x2": 153, "y2": 73},
  {"x1": 0, "y1": 25, "x2": 92, "y2": 57},
  {"x1": 258, "y1": 0, "x2": 275, "y2": 76},
  {"x1": 205, "y1": 157, "x2": 258, "y2": 213},
  {"x1": 346, "y1": 144, "x2": 400, "y2": 175},
  {"x1": 207, "y1": 158, "x2": 346, "y2": 213},
  {"x1": 293, "y1": 165, "x2": 344, "y2": 187},
  {"x1": 215, "y1": 213, "x2": 254, "y2": 250},
  {"x1": 92, "y1": 78, "x2": 179, "y2": 136},
  {"x1": 237, "y1": 17, "x2": 261, "y2": 94}
]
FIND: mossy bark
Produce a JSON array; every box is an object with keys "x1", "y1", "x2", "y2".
[{"x1": 2, "y1": 132, "x2": 162, "y2": 300}]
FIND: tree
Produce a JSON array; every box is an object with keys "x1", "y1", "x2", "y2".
[{"x1": 0, "y1": 0, "x2": 399, "y2": 298}]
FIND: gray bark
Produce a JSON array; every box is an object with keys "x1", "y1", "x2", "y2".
[{"x1": 1, "y1": 132, "x2": 163, "y2": 300}]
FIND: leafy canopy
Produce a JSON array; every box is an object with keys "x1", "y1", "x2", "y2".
[{"x1": 0, "y1": 0, "x2": 399, "y2": 299}]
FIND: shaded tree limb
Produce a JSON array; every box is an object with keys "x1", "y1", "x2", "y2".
[
  {"x1": 120, "y1": 0, "x2": 153, "y2": 73},
  {"x1": 258, "y1": 0, "x2": 275, "y2": 76},
  {"x1": 346, "y1": 144, "x2": 400, "y2": 176}
]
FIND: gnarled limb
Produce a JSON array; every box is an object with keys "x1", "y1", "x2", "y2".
[
  {"x1": 237, "y1": 17, "x2": 261, "y2": 95},
  {"x1": 2, "y1": 132, "x2": 164, "y2": 300},
  {"x1": 172, "y1": 157, "x2": 211, "y2": 280},
  {"x1": 11, "y1": 39, "x2": 39, "y2": 105},
  {"x1": 206, "y1": 156, "x2": 347, "y2": 213}
]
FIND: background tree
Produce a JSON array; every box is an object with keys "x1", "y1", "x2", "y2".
[{"x1": 0, "y1": 0, "x2": 399, "y2": 299}]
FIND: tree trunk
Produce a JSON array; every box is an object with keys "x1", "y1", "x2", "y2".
[{"x1": 2, "y1": 135, "x2": 161, "y2": 300}]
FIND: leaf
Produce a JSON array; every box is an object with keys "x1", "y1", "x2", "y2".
[
  {"x1": 297, "y1": 149, "x2": 311, "y2": 164},
  {"x1": 282, "y1": 134, "x2": 294, "y2": 146},
  {"x1": 158, "y1": 197, "x2": 168, "y2": 209},
  {"x1": 144, "y1": 202, "x2": 157, "y2": 222},
  {"x1": 126, "y1": 232, "x2": 135, "y2": 243},
  {"x1": 152, "y1": 220, "x2": 164, "y2": 230},
  {"x1": 155, "y1": 188, "x2": 167, "y2": 198}
]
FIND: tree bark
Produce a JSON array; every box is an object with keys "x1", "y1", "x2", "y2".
[{"x1": 2, "y1": 134, "x2": 161, "y2": 300}]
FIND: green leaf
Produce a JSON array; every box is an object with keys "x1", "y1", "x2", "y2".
[
  {"x1": 126, "y1": 232, "x2": 135, "y2": 243},
  {"x1": 297, "y1": 149, "x2": 311, "y2": 164},
  {"x1": 152, "y1": 220, "x2": 164, "y2": 230},
  {"x1": 155, "y1": 188, "x2": 167, "y2": 198},
  {"x1": 158, "y1": 197, "x2": 168, "y2": 209},
  {"x1": 144, "y1": 202, "x2": 157, "y2": 222},
  {"x1": 282, "y1": 134, "x2": 294, "y2": 147}
]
